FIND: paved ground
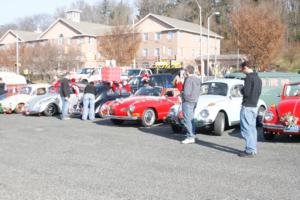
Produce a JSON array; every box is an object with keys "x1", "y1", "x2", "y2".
[{"x1": 0, "y1": 114, "x2": 299, "y2": 200}]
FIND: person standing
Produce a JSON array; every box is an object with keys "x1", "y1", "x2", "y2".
[
  {"x1": 0, "y1": 77, "x2": 7, "y2": 95},
  {"x1": 181, "y1": 65, "x2": 201, "y2": 144},
  {"x1": 60, "y1": 77, "x2": 71, "y2": 120},
  {"x1": 82, "y1": 82, "x2": 96, "y2": 121},
  {"x1": 239, "y1": 61, "x2": 262, "y2": 158}
]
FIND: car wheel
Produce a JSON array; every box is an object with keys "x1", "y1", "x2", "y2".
[
  {"x1": 171, "y1": 124, "x2": 183, "y2": 134},
  {"x1": 263, "y1": 132, "x2": 275, "y2": 141},
  {"x1": 15, "y1": 103, "x2": 25, "y2": 114},
  {"x1": 214, "y1": 112, "x2": 226, "y2": 136},
  {"x1": 44, "y1": 103, "x2": 57, "y2": 116},
  {"x1": 141, "y1": 108, "x2": 156, "y2": 127},
  {"x1": 257, "y1": 106, "x2": 266, "y2": 127},
  {"x1": 111, "y1": 119, "x2": 124, "y2": 125}
]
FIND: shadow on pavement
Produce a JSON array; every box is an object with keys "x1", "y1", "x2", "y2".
[{"x1": 139, "y1": 124, "x2": 242, "y2": 155}]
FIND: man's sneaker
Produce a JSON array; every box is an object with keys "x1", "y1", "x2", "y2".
[
  {"x1": 181, "y1": 138, "x2": 195, "y2": 144},
  {"x1": 238, "y1": 151, "x2": 255, "y2": 158}
]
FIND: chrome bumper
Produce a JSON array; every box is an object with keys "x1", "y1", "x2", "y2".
[
  {"x1": 166, "y1": 116, "x2": 213, "y2": 127},
  {"x1": 103, "y1": 115, "x2": 139, "y2": 120},
  {"x1": 263, "y1": 123, "x2": 284, "y2": 130}
]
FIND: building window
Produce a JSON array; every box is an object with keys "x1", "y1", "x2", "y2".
[
  {"x1": 58, "y1": 34, "x2": 64, "y2": 45},
  {"x1": 142, "y1": 48, "x2": 148, "y2": 57},
  {"x1": 67, "y1": 38, "x2": 71, "y2": 45},
  {"x1": 167, "y1": 48, "x2": 172, "y2": 56},
  {"x1": 77, "y1": 38, "x2": 82, "y2": 45},
  {"x1": 88, "y1": 37, "x2": 94, "y2": 45},
  {"x1": 143, "y1": 33, "x2": 148, "y2": 41},
  {"x1": 154, "y1": 48, "x2": 160, "y2": 56},
  {"x1": 167, "y1": 31, "x2": 173, "y2": 40},
  {"x1": 96, "y1": 52, "x2": 101, "y2": 59},
  {"x1": 155, "y1": 32, "x2": 161, "y2": 41}
]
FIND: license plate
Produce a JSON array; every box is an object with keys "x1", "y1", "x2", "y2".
[{"x1": 283, "y1": 126, "x2": 299, "y2": 133}]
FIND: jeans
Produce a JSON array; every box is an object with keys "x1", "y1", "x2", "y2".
[
  {"x1": 182, "y1": 101, "x2": 197, "y2": 139},
  {"x1": 240, "y1": 106, "x2": 257, "y2": 154},
  {"x1": 82, "y1": 93, "x2": 95, "y2": 120},
  {"x1": 61, "y1": 97, "x2": 69, "y2": 119}
]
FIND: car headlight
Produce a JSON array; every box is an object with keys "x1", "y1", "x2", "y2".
[
  {"x1": 264, "y1": 111, "x2": 274, "y2": 121},
  {"x1": 129, "y1": 105, "x2": 135, "y2": 112},
  {"x1": 200, "y1": 109, "x2": 209, "y2": 118}
]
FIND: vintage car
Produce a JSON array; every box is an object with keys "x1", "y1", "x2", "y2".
[
  {"x1": 101, "y1": 86, "x2": 180, "y2": 127},
  {"x1": 24, "y1": 85, "x2": 83, "y2": 116},
  {"x1": 128, "y1": 73, "x2": 174, "y2": 93},
  {"x1": 263, "y1": 82, "x2": 300, "y2": 140},
  {"x1": 0, "y1": 83, "x2": 50, "y2": 114},
  {"x1": 166, "y1": 79, "x2": 267, "y2": 136}
]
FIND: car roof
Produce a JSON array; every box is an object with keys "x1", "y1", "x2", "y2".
[
  {"x1": 27, "y1": 83, "x2": 51, "y2": 88},
  {"x1": 204, "y1": 78, "x2": 244, "y2": 85}
]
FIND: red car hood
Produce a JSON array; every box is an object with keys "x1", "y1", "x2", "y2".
[
  {"x1": 278, "y1": 98, "x2": 300, "y2": 118},
  {"x1": 111, "y1": 95, "x2": 162, "y2": 108}
]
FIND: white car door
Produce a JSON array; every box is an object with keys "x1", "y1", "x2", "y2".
[{"x1": 227, "y1": 84, "x2": 243, "y2": 124}]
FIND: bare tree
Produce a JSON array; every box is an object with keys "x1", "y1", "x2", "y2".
[
  {"x1": 231, "y1": 3, "x2": 284, "y2": 71},
  {"x1": 97, "y1": 25, "x2": 141, "y2": 66}
]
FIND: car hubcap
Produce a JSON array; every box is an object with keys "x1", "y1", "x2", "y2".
[{"x1": 145, "y1": 111, "x2": 154, "y2": 125}]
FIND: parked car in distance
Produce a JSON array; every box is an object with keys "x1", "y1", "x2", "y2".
[
  {"x1": 0, "y1": 83, "x2": 50, "y2": 113},
  {"x1": 24, "y1": 85, "x2": 83, "y2": 116},
  {"x1": 121, "y1": 68, "x2": 152, "y2": 80},
  {"x1": 166, "y1": 79, "x2": 267, "y2": 135},
  {"x1": 0, "y1": 72, "x2": 27, "y2": 96},
  {"x1": 263, "y1": 82, "x2": 300, "y2": 140},
  {"x1": 101, "y1": 86, "x2": 180, "y2": 127},
  {"x1": 129, "y1": 73, "x2": 174, "y2": 93}
]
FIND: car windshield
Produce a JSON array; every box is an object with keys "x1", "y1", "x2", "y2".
[
  {"x1": 129, "y1": 77, "x2": 141, "y2": 86},
  {"x1": 19, "y1": 86, "x2": 32, "y2": 95},
  {"x1": 284, "y1": 84, "x2": 300, "y2": 97},
  {"x1": 135, "y1": 86, "x2": 162, "y2": 96},
  {"x1": 127, "y1": 70, "x2": 140, "y2": 76},
  {"x1": 200, "y1": 82, "x2": 228, "y2": 96},
  {"x1": 79, "y1": 68, "x2": 93, "y2": 74}
]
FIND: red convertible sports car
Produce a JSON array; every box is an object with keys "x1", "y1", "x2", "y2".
[
  {"x1": 101, "y1": 86, "x2": 180, "y2": 127},
  {"x1": 263, "y1": 82, "x2": 300, "y2": 140}
]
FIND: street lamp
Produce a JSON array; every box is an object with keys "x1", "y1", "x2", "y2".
[
  {"x1": 16, "y1": 34, "x2": 20, "y2": 75},
  {"x1": 195, "y1": 0, "x2": 203, "y2": 82},
  {"x1": 207, "y1": 11, "x2": 220, "y2": 77},
  {"x1": 132, "y1": 18, "x2": 136, "y2": 69}
]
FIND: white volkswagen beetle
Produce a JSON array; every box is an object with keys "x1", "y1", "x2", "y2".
[
  {"x1": 166, "y1": 79, "x2": 267, "y2": 136},
  {"x1": 24, "y1": 85, "x2": 83, "y2": 116},
  {"x1": 0, "y1": 83, "x2": 50, "y2": 113}
]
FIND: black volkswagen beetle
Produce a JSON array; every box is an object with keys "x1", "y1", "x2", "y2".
[{"x1": 76, "y1": 83, "x2": 131, "y2": 117}]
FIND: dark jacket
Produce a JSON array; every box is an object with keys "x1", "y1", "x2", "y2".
[
  {"x1": 183, "y1": 75, "x2": 201, "y2": 103},
  {"x1": 241, "y1": 72, "x2": 262, "y2": 107},
  {"x1": 60, "y1": 78, "x2": 71, "y2": 98},
  {"x1": 84, "y1": 84, "x2": 96, "y2": 96}
]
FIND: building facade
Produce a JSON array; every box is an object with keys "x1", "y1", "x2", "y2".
[{"x1": 0, "y1": 11, "x2": 221, "y2": 71}]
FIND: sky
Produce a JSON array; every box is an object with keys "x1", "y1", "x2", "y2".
[{"x1": 0, "y1": 0, "x2": 135, "y2": 25}]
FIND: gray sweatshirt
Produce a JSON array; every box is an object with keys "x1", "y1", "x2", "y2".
[{"x1": 183, "y1": 75, "x2": 201, "y2": 103}]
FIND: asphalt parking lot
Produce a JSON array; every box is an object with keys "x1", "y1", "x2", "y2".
[{"x1": 0, "y1": 114, "x2": 299, "y2": 200}]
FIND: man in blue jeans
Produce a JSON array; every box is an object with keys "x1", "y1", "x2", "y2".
[
  {"x1": 82, "y1": 82, "x2": 96, "y2": 121},
  {"x1": 239, "y1": 61, "x2": 262, "y2": 157},
  {"x1": 181, "y1": 65, "x2": 201, "y2": 144}
]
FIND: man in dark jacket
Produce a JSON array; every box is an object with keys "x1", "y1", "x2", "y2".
[
  {"x1": 181, "y1": 65, "x2": 202, "y2": 144},
  {"x1": 82, "y1": 82, "x2": 96, "y2": 121},
  {"x1": 0, "y1": 77, "x2": 7, "y2": 95},
  {"x1": 60, "y1": 77, "x2": 71, "y2": 120},
  {"x1": 239, "y1": 61, "x2": 262, "y2": 157}
]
